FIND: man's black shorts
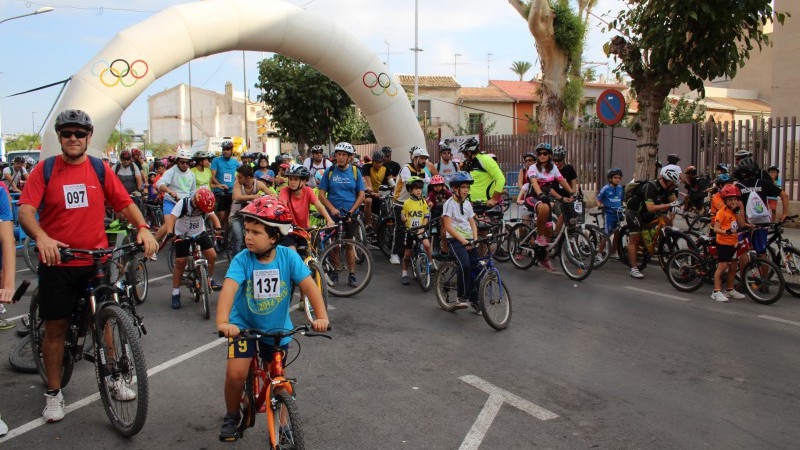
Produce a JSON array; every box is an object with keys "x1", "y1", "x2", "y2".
[
  {"x1": 175, "y1": 233, "x2": 214, "y2": 258},
  {"x1": 215, "y1": 192, "x2": 233, "y2": 213},
  {"x1": 624, "y1": 209, "x2": 643, "y2": 234},
  {"x1": 38, "y1": 264, "x2": 94, "y2": 320}
]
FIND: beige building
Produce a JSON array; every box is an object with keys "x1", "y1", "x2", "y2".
[
  {"x1": 147, "y1": 81, "x2": 266, "y2": 148},
  {"x1": 396, "y1": 75, "x2": 461, "y2": 130}
]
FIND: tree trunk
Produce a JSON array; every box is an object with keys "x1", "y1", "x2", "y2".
[
  {"x1": 631, "y1": 84, "x2": 670, "y2": 180},
  {"x1": 509, "y1": 0, "x2": 569, "y2": 135}
]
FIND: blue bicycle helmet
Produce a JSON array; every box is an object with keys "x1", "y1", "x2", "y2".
[
  {"x1": 715, "y1": 173, "x2": 732, "y2": 186},
  {"x1": 448, "y1": 171, "x2": 474, "y2": 188},
  {"x1": 534, "y1": 142, "x2": 552, "y2": 154}
]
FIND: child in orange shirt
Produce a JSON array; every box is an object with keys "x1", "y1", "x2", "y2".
[{"x1": 710, "y1": 185, "x2": 746, "y2": 302}]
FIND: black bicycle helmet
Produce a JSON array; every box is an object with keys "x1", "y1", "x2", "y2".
[
  {"x1": 459, "y1": 137, "x2": 480, "y2": 153},
  {"x1": 715, "y1": 163, "x2": 729, "y2": 173},
  {"x1": 286, "y1": 164, "x2": 310, "y2": 180},
  {"x1": 666, "y1": 153, "x2": 680, "y2": 164},
  {"x1": 371, "y1": 151, "x2": 384, "y2": 163},
  {"x1": 221, "y1": 140, "x2": 234, "y2": 150},
  {"x1": 552, "y1": 145, "x2": 566, "y2": 161},
  {"x1": 523, "y1": 152, "x2": 536, "y2": 160},
  {"x1": 54, "y1": 109, "x2": 93, "y2": 132},
  {"x1": 607, "y1": 168, "x2": 623, "y2": 179},
  {"x1": 380, "y1": 146, "x2": 392, "y2": 155},
  {"x1": 736, "y1": 156, "x2": 759, "y2": 177}
]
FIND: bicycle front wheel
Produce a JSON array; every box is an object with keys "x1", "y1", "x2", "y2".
[
  {"x1": 23, "y1": 237, "x2": 40, "y2": 274},
  {"x1": 9, "y1": 334, "x2": 37, "y2": 374},
  {"x1": 560, "y1": 231, "x2": 595, "y2": 281},
  {"x1": 95, "y1": 304, "x2": 149, "y2": 437},
  {"x1": 478, "y1": 271, "x2": 512, "y2": 330},
  {"x1": 743, "y1": 259, "x2": 785, "y2": 305},
  {"x1": 434, "y1": 262, "x2": 460, "y2": 312},
  {"x1": 127, "y1": 257, "x2": 149, "y2": 304},
  {"x1": 303, "y1": 259, "x2": 329, "y2": 324},
  {"x1": 271, "y1": 390, "x2": 305, "y2": 450},
  {"x1": 665, "y1": 250, "x2": 706, "y2": 292},
  {"x1": 583, "y1": 224, "x2": 610, "y2": 269},
  {"x1": 320, "y1": 239, "x2": 373, "y2": 297},
  {"x1": 198, "y1": 265, "x2": 211, "y2": 320},
  {"x1": 414, "y1": 251, "x2": 432, "y2": 292},
  {"x1": 777, "y1": 246, "x2": 800, "y2": 297},
  {"x1": 507, "y1": 223, "x2": 537, "y2": 270}
]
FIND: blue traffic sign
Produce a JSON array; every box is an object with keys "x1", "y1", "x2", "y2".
[{"x1": 596, "y1": 89, "x2": 626, "y2": 126}]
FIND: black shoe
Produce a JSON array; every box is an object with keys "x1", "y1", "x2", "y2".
[
  {"x1": 348, "y1": 273, "x2": 358, "y2": 287},
  {"x1": 219, "y1": 412, "x2": 241, "y2": 442}
]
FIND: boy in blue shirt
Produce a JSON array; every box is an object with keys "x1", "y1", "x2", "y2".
[
  {"x1": 215, "y1": 197, "x2": 329, "y2": 442},
  {"x1": 596, "y1": 168, "x2": 624, "y2": 259}
]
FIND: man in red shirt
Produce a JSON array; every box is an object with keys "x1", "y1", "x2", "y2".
[{"x1": 18, "y1": 109, "x2": 158, "y2": 424}]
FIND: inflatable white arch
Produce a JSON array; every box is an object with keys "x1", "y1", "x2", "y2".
[{"x1": 41, "y1": 0, "x2": 423, "y2": 161}]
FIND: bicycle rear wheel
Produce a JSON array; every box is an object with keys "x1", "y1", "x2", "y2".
[
  {"x1": 616, "y1": 225, "x2": 651, "y2": 271},
  {"x1": 29, "y1": 289, "x2": 74, "y2": 388},
  {"x1": 320, "y1": 239, "x2": 373, "y2": 297},
  {"x1": 127, "y1": 257, "x2": 149, "y2": 304},
  {"x1": 376, "y1": 219, "x2": 394, "y2": 258},
  {"x1": 95, "y1": 304, "x2": 149, "y2": 437},
  {"x1": 507, "y1": 223, "x2": 537, "y2": 270},
  {"x1": 271, "y1": 390, "x2": 305, "y2": 449},
  {"x1": 560, "y1": 231, "x2": 595, "y2": 281},
  {"x1": 777, "y1": 246, "x2": 800, "y2": 297},
  {"x1": 743, "y1": 259, "x2": 785, "y2": 305},
  {"x1": 658, "y1": 231, "x2": 697, "y2": 272},
  {"x1": 198, "y1": 265, "x2": 211, "y2": 320},
  {"x1": 489, "y1": 223, "x2": 511, "y2": 262},
  {"x1": 665, "y1": 250, "x2": 706, "y2": 292},
  {"x1": 9, "y1": 334, "x2": 37, "y2": 374},
  {"x1": 414, "y1": 251, "x2": 432, "y2": 292},
  {"x1": 23, "y1": 237, "x2": 40, "y2": 274},
  {"x1": 478, "y1": 271, "x2": 512, "y2": 330},
  {"x1": 583, "y1": 224, "x2": 610, "y2": 269},
  {"x1": 434, "y1": 262, "x2": 460, "y2": 312},
  {"x1": 303, "y1": 259, "x2": 329, "y2": 324}
]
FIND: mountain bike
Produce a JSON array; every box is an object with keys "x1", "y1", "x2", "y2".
[
  {"x1": 165, "y1": 233, "x2": 217, "y2": 319},
  {"x1": 586, "y1": 206, "x2": 622, "y2": 269},
  {"x1": 8, "y1": 281, "x2": 35, "y2": 374},
  {"x1": 616, "y1": 214, "x2": 697, "y2": 271},
  {"x1": 406, "y1": 224, "x2": 432, "y2": 291},
  {"x1": 106, "y1": 217, "x2": 149, "y2": 304},
  {"x1": 29, "y1": 244, "x2": 149, "y2": 436},
  {"x1": 292, "y1": 227, "x2": 330, "y2": 324},
  {"x1": 222, "y1": 325, "x2": 331, "y2": 448},
  {"x1": 318, "y1": 211, "x2": 373, "y2": 297},
  {"x1": 370, "y1": 186, "x2": 396, "y2": 258},
  {"x1": 472, "y1": 201, "x2": 511, "y2": 262},
  {"x1": 434, "y1": 233, "x2": 512, "y2": 330},
  {"x1": 507, "y1": 201, "x2": 596, "y2": 281},
  {"x1": 766, "y1": 215, "x2": 800, "y2": 297}
]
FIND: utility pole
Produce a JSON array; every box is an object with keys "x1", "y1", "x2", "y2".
[
  {"x1": 188, "y1": 61, "x2": 193, "y2": 144},
  {"x1": 410, "y1": 0, "x2": 423, "y2": 117},
  {"x1": 382, "y1": 39, "x2": 404, "y2": 70},
  {"x1": 242, "y1": 51, "x2": 248, "y2": 150},
  {"x1": 487, "y1": 52, "x2": 493, "y2": 84}
]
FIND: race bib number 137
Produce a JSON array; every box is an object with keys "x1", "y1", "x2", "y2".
[
  {"x1": 253, "y1": 269, "x2": 280, "y2": 299},
  {"x1": 63, "y1": 184, "x2": 88, "y2": 209}
]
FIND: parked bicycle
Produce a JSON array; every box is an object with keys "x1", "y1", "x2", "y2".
[
  {"x1": 434, "y1": 233, "x2": 512, "y2": 330},
  {"x1": 318, "y1": 211, "x2": 373, "y2": 297},
  {"x1": 405, "y1": 224, "x2": 433, "y2": 291},
  {"x1": 28, "y1": 244, "x2": 149, "y2": 436},
  {"x1": 616, "y1": 214, "x2": 697, "y2": 272},
  {"x1": 222, "y1": 325, "x2": 331, "y2": 448},
  {"x1": 766, "y1": 215, "x2": 800, "y2": 297}
]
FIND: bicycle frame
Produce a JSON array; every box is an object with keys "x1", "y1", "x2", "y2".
[{"x1": 250, "y1": 345, "x2": 295, "y2": 447}]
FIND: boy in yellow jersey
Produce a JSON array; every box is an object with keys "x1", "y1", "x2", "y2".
[{"x1": 400, "y1": 176, "x2": 430, "y2": 285}]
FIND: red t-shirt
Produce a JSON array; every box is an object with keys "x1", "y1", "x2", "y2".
[
  {"x1": 20, "y1": 156, "x2": 134, "y2": 266},
  {"x1": 279, "y1": 186, "x2": 318, "y2": 229}
]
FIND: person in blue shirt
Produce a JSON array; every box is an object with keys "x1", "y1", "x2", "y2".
[
  {"x1": 210, "y1": 140, "x2": 241, "y2": 225},
  {"x1": 215, "y1": 196, "x2": 328, "y2": 442},
  {"x1": 596, "y1": 168, "x2": 624, "y2": 259},
  {"x1": 317, "y1": 142, "x2": 366, "y2": 287},
  {"x1": 0, "y1": 182, "x2": 16, "y2": 330}
]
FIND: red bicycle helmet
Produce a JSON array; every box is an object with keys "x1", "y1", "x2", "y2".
[
  {"x1": 131, "y1": 148, "x2": 143, "y2": 158},
  {"x1": 239, "y1": 197, "x2": 294, "y2": 235},
  {"x1": 430, "y1": 175, "x2": 446, "y2": 186},
  {"x1": 194, "y1": 187, "x2": 216, "y2": 213},
  {"x1": 720, "y1": 184, "x2": 741, "y2": 199}
]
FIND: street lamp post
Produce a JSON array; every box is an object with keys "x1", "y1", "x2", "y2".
[
  {"x1": 410, "y1": 0, "x2": 423, "y2": 118},
  {"x1": 0, "y1": 6, "x2": 54, "y2": 25},
  {"x1": 31, "y1": 112, "x2": 37, "y2": 135}
]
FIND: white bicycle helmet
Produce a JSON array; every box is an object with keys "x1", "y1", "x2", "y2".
[
  {"x1": 333, "y1": 142, "x2": 356, "y2": 155},
  {"x1": 411, "y1": 147, "x2": 430, "y2": 159},
  {"x1": 176, "y1": 148, "x2": 193, "y2": 160},
  {"x1": 660, "y1": 167, "x2": 680, "y2": 183}
]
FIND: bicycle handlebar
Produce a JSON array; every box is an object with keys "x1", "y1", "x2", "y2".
[
  {"x1": 59, "y1": 242, "x2": 143, "y2": 262},
  {"x1": 218, "y1": 324, "x2": 333, "y2": 342},
  {"x1": 469, "y1": 232, "x2": 508, "y2": 246}
]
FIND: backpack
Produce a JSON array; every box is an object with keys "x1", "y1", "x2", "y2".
[
  {"x1": 623, "y1": 179, "x2": 652, "y2": 210},
  {"x1": 326, "y1": 165, "x2": 359, "y2": 182},
  {"x1": 744, "y1": 180, "x2": 771, "y2": 224},
  {"x1": 42, "y1": 155, "x2": 106, "y2": 187}
]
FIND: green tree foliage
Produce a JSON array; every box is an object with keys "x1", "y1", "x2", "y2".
[
  {"x1": 659, "y1": 96, "x2": 706, "y2": 124},
  {"x1": 582, "y1": 66, "x2": 597, "y2": 82},
  {"x1": 605, "y1": 0, "x2": 784, "y2": 179},
  {"x1": 144, "y1": 140, "x2": 174, "y2": 158},
  {"x1": 332, "y1": 106, "x2": 375, "y2": 144},
  {"x1": 510, "y1": 61, "x2": 533, "y2": 81},
  {"x1": 4, "y1": 134, "x2": 41, "y2": 151},
  {"x1": 107, "y1": 128, "x2": 136, "y2": 152},
  {"x1": 256, "y1": 55, "x2": 353, "y2": 157},
  {"x1": 550, "y1": 0, "x2": 586, "y2": 62}
]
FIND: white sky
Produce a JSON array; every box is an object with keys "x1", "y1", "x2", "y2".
[{"x1": 0, "y1": 0, "x2": 624, "y2": 135}]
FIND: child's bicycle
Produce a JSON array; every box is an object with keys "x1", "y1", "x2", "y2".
[
  {"x1": 433, "y1": 233, "x2": 512, "y2": 330},
  {"x1": 665, "y1": 226, "x2": 785, "y2": 304},
  {"x1": 766, "y1": 215, "x2": 800, "y2": 297},
  {"x1": 165, "y1": 233, "x2": 220, "y2": 319},
  {"x1": 405, "y1": 224, "x2": 432, "y2": 292},
  {"x1": 221, "y1": 325, "x2": 332, "y2": 448}
]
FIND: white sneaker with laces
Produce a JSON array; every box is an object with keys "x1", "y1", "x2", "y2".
[
  {"x1": 726, "y1": 289, "x2": 746, "y2": 299},
  {"x1": 629, "y1": 267, "x2": 644, "y2": 279},
  {"x1": 43, "y1": 391, "x2": 65, "y2": 423},
  {"x1": 0, "y1": 413, "x2": 9, "y2": 437},
  {"x1": 389, "y1": 255, "x2": 401, "y2": 265},
  {"x1": 107, "y1": 377, "x2": 137, "y2": 401},
  {"x1": 711, "y1": 291, "x2": 730, "y2": 302}
]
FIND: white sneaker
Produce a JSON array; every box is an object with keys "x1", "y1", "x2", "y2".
[
  {"x1": 726, "y1": 289, "x2": 746, "y2": 299},
  {"x1": 43, "y1": 391, "x2": 65, "y2": 423},
  {"x1": 711, "y1": 291, "x2": 730, "y2": 302},
  {"x1": 0, "y1": 413, "x2": 9, "y2": 437},
  {"x1": 389, "y1": 255, "x2": 401, "y2": 265},
  {"x1": 629, "y1": 267, "x2": 644, "y2": 279},
  {"x1": 107, "y1": 377, "x2": 137, "y2": 401}
]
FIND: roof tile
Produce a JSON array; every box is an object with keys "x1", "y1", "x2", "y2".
[{"x1": 396, "y1": 75, "x2": 461, "y2": 88}]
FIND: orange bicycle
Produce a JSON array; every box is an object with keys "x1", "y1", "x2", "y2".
[{"x1": 222, "y1": 325, "x2": 331, "y2": 448}]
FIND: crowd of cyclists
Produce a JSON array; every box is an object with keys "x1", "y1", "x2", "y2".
[{"x1": 0, "y1": 107, "x2": 796, "y2": 441}]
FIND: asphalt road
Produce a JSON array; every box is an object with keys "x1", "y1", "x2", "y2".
[{"x1": 1, "y1": 241, "x2": 800, "y2": 449}]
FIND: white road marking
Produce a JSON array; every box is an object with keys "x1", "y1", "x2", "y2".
[
  {"x1": 758, "y1": 315, "x2": 800, "y2": 328},
  {"x1": 624, "y1": 286, "x2": 691, "y2": 302},
  {"x1": 458, "y1": 375, "x2": 558, "y2": 450},
  {"x1": 0, "y1": 337, "x2": 227, "y2": 444},
  {"x1": 16, "y1": 268, "x2": 30, "y2": 273},
  {"x1": 5, "y1": 313, "x2": 27, "y2": 322},
  {"x1": 149, "y1": 273, "x2": 172, "y2": 282}
]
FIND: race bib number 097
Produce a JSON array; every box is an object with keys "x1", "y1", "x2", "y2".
[
  {"x1": 63, "y1": 184, "x2": 88, "y2": 209},
  {"x1": 253, "y1": 269, "x2": 280, "y2": 299}
]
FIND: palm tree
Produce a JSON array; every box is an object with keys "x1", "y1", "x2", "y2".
[{"x1": 510, "y1": 61, "x2": 533, "y2": 81}]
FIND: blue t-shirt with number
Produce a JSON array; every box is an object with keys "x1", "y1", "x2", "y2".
[
  {"x1": 225, "y1": 246, "x2": 311, "y2": 346},
  {"x1": 0, "y1": 185, "x2": 12, "y2": 272},
  {"x1": 318, "y1": 164, "x2": 365, "y2": 213},
  {"x1": 210, "y1": 156, "x2": 240, "y2": 193}
]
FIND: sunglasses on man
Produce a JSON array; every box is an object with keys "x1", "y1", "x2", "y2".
[
  {"x1": 177, "y1": 159, "x2": 190, "y2": 165},
  {"x1": 59, "y1": 130, "x2": 89, "y2": 139}
]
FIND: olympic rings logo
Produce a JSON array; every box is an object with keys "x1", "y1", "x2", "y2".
[
  {"x1": 362, "y1": 71, "x2": 398, "y2": 97},
  {"x1": 91, "y1": 58, "x2": 150, "y2": 88}
]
